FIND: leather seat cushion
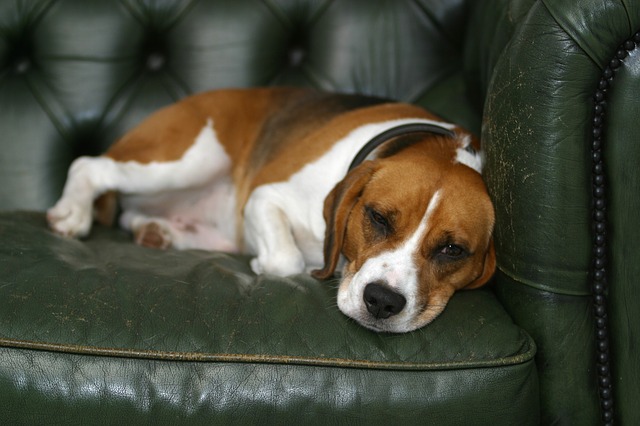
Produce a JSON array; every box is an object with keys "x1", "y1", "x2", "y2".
[{"x1": 0, "y1": 211, "x2": 539, "y2": 424}]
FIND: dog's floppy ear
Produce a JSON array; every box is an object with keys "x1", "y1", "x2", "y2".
[
  {"x1": 312, "y1": 164, "x2": 376, "y2": 280},
  {"x1": 465, "y1": 239, "x2": 496, "y2": 289}
]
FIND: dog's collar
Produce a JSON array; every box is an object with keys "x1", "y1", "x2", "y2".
[{"x1": 348, "y1": 122, "x2": 456, "y2": 172}]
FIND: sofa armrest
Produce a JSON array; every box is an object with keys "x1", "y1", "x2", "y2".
[{"x1": 482, "y1": 0, "x2": 640, "y2": 423}]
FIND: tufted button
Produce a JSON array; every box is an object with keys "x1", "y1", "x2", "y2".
[
  {"x1": 146, "y1": 52, "x2": 166, "y2": 72},
  {"x1": 140, "y1": 29, "x2": 168, "y2": 73},
  {"x1": 12, "y1": 57, "x2": 31, "y2": 74},
  {"x1": 4, "y1": 35, "x2": 34, "y2": 75},
  {"x1": 288, "y1": 45, "x2": 306, "y2": 67}
]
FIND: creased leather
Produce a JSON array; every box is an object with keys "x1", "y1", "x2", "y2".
[
  {"x1": 483, "y1": 0, "x2": 640, "y2": 424},
  {"x1": 0, "y1": 212, "x2": 538, "y2": 424}
]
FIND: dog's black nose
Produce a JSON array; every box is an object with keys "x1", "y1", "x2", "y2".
[{"x1": 363, "y1": 282, "x2": 406, "y2": 319}]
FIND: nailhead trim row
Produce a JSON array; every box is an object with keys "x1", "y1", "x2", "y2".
[{"x1": 591, "y1": 30, "x2": 640, "y2": 426}]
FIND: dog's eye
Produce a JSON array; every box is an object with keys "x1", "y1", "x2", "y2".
[
  {"x1": 438, "y1": 244, "x2": 466, "y2": 259},
  {"x1": 366, "y1": 207, "x2": 392, "y2": 235},
  {"x1": 371, "y1": 210, "x2": 387, "y2": 227}
]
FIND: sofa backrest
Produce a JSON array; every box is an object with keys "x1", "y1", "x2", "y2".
[{"x1": 0, "y1": 0, "x2": 484, "y2": 211}]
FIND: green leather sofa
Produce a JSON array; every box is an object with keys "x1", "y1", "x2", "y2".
[{"x1": 1, "y1": 0, "x2": 637, "y2": 424}]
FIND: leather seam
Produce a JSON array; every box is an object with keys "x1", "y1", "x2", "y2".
[{"x1": 0, "y1": 336, "x2": 536, "y2": 371}]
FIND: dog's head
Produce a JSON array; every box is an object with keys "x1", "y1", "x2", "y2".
[{"x1": 313, "y1": 138, "x2": 495, "y2": 333}]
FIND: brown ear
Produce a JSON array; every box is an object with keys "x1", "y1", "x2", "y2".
[
  {"x1": 465, "y1": 239, "x2": 496, "y2": 289},
  {"x1": 312, "y1": 164, "x2": 376, "y2": 280}
]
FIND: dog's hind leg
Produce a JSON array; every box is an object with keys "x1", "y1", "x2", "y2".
[{"x1": 48, "y1": 119, "x2": 231, "y2": 239}]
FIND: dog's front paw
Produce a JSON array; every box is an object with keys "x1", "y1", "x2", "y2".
[
  {"x1": 47, "y1": 198, "x2": 92, "y2": 238},
  {"x1": 250, "y1": 251, "x2": 305, "y2": 277}
]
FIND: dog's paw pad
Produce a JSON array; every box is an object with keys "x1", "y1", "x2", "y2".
[
  {"x1": 47, "y1": 199, "x2": 92, "y2": 238},
  {"x1": 134, "y1": 222, "x2": 172, "y2": 249}
]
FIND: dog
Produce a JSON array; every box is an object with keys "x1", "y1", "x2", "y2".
[{"x1": 47, "y1": 87, "x2": 495, "y2": 333}]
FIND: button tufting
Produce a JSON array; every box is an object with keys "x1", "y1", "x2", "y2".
[
  {"x1": 13, "y1": 57, "x2": 31, "y2": 74},
  {"x1": 146, "y1": 52, "x2": 166, "y2": 71},
  {"x1": 288, "y1": 46, "x2": 306, "y2": 67}
]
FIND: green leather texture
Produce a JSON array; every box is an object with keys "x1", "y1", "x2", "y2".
[
  {"x1": 463, "y1": 0, "x2": 536, "y2": 107},
  {"x1": 494, "y1": 277, "x2": 599, "y2": 424},
  {"x1": 485, "y1": 2, "x2": 595, "y2": 296},
  {"x1": 483, "y1": 0, "x2": 640, "y2": 423},
  {"x1": 0, "y1": 212, "x2": 539, "y2": 424}
]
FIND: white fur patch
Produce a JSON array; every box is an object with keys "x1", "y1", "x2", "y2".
[
  {"x1": 455, "y1": 135, "x2": 484, "y2": 173},
  {"x1": 116, "y1": 119, "x2": 230, "y2": 192}
]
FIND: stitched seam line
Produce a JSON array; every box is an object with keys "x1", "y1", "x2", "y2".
[{"x1": 0, "y1": 336, "x2": 536, "y2": 371}]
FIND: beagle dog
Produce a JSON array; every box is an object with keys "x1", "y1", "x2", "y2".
[{"x1": 47, "y1": 87, "x2": 495, "y2": 333}]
